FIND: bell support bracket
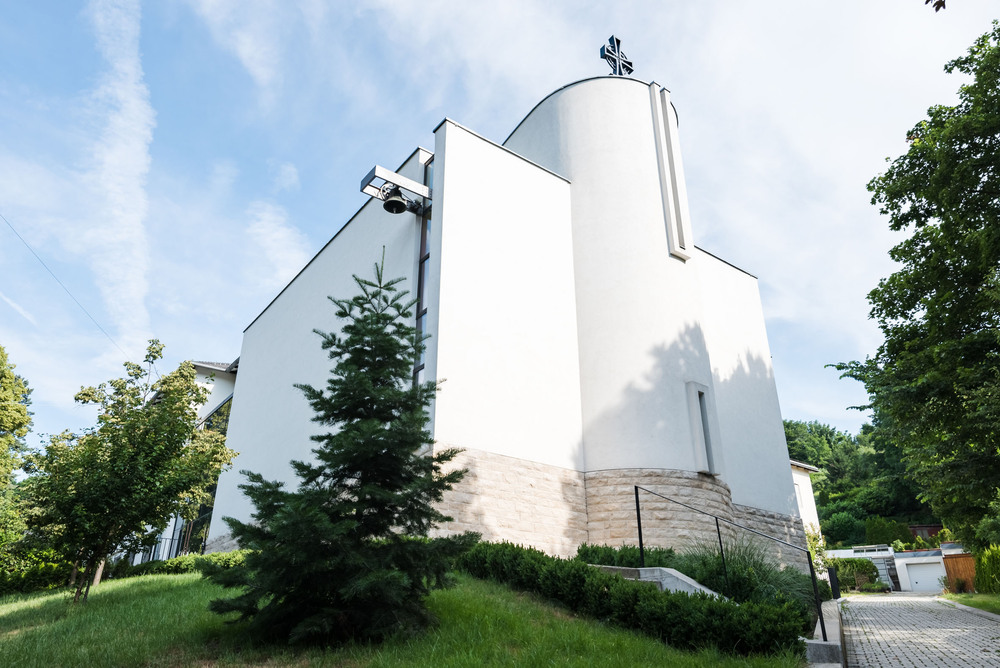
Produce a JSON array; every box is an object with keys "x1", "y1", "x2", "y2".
[{"x1": 361, "y1": 165, "x2": 431, "y2": 203}]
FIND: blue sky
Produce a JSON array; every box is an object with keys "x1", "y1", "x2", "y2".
[{"x1": 1, "y1": 1, "x2": 997, "y2": 447}]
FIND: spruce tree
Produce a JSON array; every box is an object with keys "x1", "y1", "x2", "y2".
[{"x1": 206, "y1": 260, "x2": 470, "y2": 644}]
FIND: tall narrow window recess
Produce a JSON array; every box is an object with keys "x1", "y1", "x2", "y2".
[
  {"x1": 686, "y1": 381, "x2": 720, "y2": 475},
  {"x1": 649, "y1": 83, "x2": 693, "y2": 261},
  {"x1": 413, "y1": 155, "x2": 433, "y2": 386}
]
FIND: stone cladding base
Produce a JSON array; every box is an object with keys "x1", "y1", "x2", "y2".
[
  {"x1": 584, "y1": 468, "x2": 736, "y2": 551},
  {"x1": 431, "y1": 446, "x2": 588, "y2": 557},
  {"x1": 206, "y1": 446, "x2": 809, "y2": 568},
  {"x1": 433, "y1": 451, "x2": 810, "y2": 567},
  {"x1": 732, "y1": 503, "x2": 810, "y2": 571}
]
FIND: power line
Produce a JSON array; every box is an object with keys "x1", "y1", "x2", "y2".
[{"x1": 1, "y1": 209, "x2": 132, "y2": 361}]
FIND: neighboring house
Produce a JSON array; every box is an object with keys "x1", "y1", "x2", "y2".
[
  {"x1": 206, "y1": 74, "x2": 807, "y2": 563},
  {"x1": 894, "y1": 549, "x2": 948, "y2": 592},
  {"x1": 829, "y1": 542, "x2": 971, "y2": 592},
  {"x1": 130, "y1": 361, "x2": 236, "y2": 564},
  {"x1": 828, "y1": 544, "x2": 901, "y2": 590},
  {"x1": 790, "y1": 459, "x2": 820, "y2": 533}
]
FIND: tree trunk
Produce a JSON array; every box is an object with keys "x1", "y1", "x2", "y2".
[
  {"x1": 91, "y1": 558, "x2": 106, "y2": 588},
  {"x1": 181, "y1": 519, "x2": 194, "y2": 555},
  {"x1": 83, "y1": 543, "x2": 111, "y2": 602},
  {"x1": 74, "y1": 560, "x2": 94, "y2": 604}
]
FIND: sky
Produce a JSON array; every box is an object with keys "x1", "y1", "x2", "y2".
[{"x1": 0, "y1": 1, "x2": 996, "y2": 448}]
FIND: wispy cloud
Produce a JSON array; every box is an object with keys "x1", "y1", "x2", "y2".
[
  {"x1": 79, "y1": 0, "x2": 156, "y2": 355},
  {"x1": 0, "y1": 290, "x2": 37, "y2": 326},
  {"x1": 186, "y1": 0, "x2": 287, "y2": 108},
  {"x1": 245, "y1": 201, "x2": 310, "y2": 291}
]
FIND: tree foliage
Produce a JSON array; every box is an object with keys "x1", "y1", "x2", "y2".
[
  {"x1": 0, "y1": 344, "x2": 31, "y2": 482},
  {"x1": 206, "y1": 261, "x2": 471, "y2": 645},
  {"x1": 784, "y1": 419, "x2": 933, "y2": 547},
  {"x1": 835, "y1": 22, "x2": 1000, "y2": 550},
  {"x1": 23, "y1": 341, "x2": 236, "y2": 601},
  {"x1": 0, "y1": 344, "x2": 32, "y2": 569}
]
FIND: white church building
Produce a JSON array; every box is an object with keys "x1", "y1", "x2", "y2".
[{"x1": 206, "y1": 72, "x2": 808, "y2": 562}]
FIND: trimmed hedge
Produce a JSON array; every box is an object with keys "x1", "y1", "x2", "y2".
[
  {"x1": 575, "y1": 543, "x2": 677, "y2": 569},
  {"x1": 0, "y1": 550, "x2": 252, "y2": 597},
  {"x1": 107, "y1": 549, "x2": 252, "y2": 580},
  {"x1": 0, "y1": 561, "x2": 73, "y2": 596},
  {"x1": 975, "y1": 545, "x2": 1000, "y2": 594},
  {"x1": 827, "y1": 557, "x2": 878, "y2": 588},
  {"x1": 577, "y1": 541, "x2": 831, "y2": 624},
  {"x1": 457, "y1": 541, "x2": 803, "y2": 657}
]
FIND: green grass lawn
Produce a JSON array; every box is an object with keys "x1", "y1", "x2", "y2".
[
  {"x1": 0, "y1": 573, "x2": 802, "y2": 667},
  {"x1": 942, "y1": 592, "x2": 1000, "y2": 616}
]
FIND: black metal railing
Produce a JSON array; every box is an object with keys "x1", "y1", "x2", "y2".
[{"x1": 634, "y1": 485, "x2": 827, "y2": 642}]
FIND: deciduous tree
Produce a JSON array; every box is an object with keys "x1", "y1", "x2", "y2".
[
  {"x1": 0, "y1": 344, "x2": 31, "y2": 569},
  {"x1": 836, "y1": 22, "x2": 1000, "y2": 549},
  {"x1": 24, "y1": 341, "x2": 236, "y2": 601}
]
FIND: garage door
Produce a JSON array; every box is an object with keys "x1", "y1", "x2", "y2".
[{"x1": 908, "y1": 563, "x2": 944, "y2": 592}]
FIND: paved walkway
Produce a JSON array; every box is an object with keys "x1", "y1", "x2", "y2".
[{"x1": 841, "y1": 593, "x2": 1000, "y2": 667}]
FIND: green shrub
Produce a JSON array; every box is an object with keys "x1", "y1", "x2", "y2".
[
  {"x1": 816, "y1": 578, "x2": 833, "y2": 601},
  {"x1": 199, "y1": 549, "x2": 250, "y2": 570},
  {"x1": 579, "y1": 539, "x2": 829, "y2": 632},
  {"x1": 109, "y1": 550, "x2": 253, "y2": 580},
  {"x1": 575, "y1": 543, "x2": 676, "y2": 568},
  {"x1": 859, "y1": 580, "x2": 890, "y2": 593},
  {"x1": 864, "y1": 517, "x2": 913, "y2": 546},
  {"x1": 539, "y1": 557, "x2": 593, "y2": 612},
  {"x1": 975, "y1": 545, "x2": 1000, "y2": 594},
  {"x1": 0, "y1": 560, "x2": 72, "y2": 596},
  {"x1": 666, "y1": 539, "x2": 823, "y2": 634},
  {"x1": 457, "y1": 541, "x2": 803, "y2": 657},
  {"x1": 822, "y1": 512, "x2": 865, "y2": 546},
  {"x1": 817, "y1": 500, "x2": 863, "y2": 522},
  {"x1": 827, "y1": 557, "x2": 878, "y2": 589}
]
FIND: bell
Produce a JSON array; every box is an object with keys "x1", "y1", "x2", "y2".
[{"x1": 382, "y1": 187, "x2": 409, "y2": 214}]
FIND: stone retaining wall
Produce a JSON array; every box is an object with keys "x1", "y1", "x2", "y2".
[
  {"x1": 584, "y1": 468, "x2": 736, "y2": 550},
  {"x1": 733, "y1": 503, "x2": 810, "y2": 571},
  {"x1": 431, "y1": 445, "x2": 588, "y2": 557}
]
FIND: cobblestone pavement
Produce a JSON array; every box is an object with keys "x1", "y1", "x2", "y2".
[{"x1": 841, "y1": 593, "x2": 1000, "y2": 667}]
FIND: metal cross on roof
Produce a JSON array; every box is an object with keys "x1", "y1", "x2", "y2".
[{"x1": 600, "y1": 35, "x2": 633, "y2": 76}]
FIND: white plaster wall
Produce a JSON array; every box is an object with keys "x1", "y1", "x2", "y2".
[
  {"x1": 194, "y1": 366, "x2": 235, "y2": 420},
  {"x1": 503, "y1": 76, "x2": 797, "y2": 517},
  {"x1": 791, "y1": 466, "x2": 820, "y2": 531},
  {"x1": 208, "y1": 154, "x2": 426, "y2": 543},
  {"x1": 503, "y1": 77, "x2": 717, "y2": 474},
  {"x1": 430, "y1": 121, "x2": 583, "y2": 470},
  {"x1": 696, "y1": 250, "x2": 797, "y2": 515}
]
